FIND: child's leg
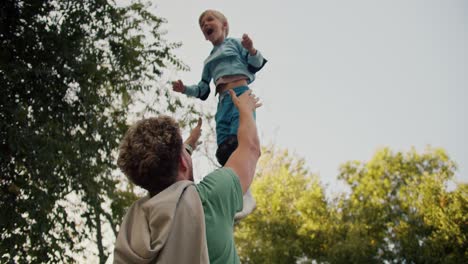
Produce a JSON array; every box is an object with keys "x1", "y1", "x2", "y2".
[
  {"x1": 215, "y1": 85, "x2": 257, "y2": 222},
  {"x1": 215, "y1": 85, "x2": 253, "y2": 165},
  {"x1": 214, "y1": 85, "x2": 251, "y2": 147},
  {"x1": 216, "y1": 137, "x2": 257, "y2": 222},
  {"x1": 235, "y1": 188, "x2": 256, "y2": 222},
  {"x1": 214, "y1": 94, "x2": 233, "y2": 148},
  {"x1": 215, "y1": 135, "x2": 238, "y2": 166}
]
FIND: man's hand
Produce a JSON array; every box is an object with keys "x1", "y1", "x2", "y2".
[
  {"x1": 241, "y1": 34, "x2": 257, "y2": 56},
  {"x1": 229, "y1": 89, "x2": 262, "y2": 113},
  {"x1": 184, "y1": 118, "x2": 202, "y2": 151},
  {"x1": 172, "y1": 80, "x2": 185, "y2": 93}
]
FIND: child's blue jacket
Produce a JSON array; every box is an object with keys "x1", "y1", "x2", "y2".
[{"x1": 183, "y1": 37, "x2": 267, "y2": 100}]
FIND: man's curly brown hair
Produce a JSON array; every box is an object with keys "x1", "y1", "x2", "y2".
[{"x1": 117, "y1": 116, "x2": 183, "y2": 195}]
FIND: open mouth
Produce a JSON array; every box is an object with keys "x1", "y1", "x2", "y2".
[{"x1": 206, "y1": 28, "x2": 214, "y2": 36}]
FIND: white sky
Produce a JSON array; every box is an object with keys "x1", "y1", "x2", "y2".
[{"x1": 154, "y1": 0, "x2": 467, "y2": 192}]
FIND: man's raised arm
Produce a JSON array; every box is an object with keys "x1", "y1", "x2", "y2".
[{"x1": 225, "y1": 89, "x2": 262, "y2": 194}]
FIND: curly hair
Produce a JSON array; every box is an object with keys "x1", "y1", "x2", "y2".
[{"x1": 117, "y1": 116, "x2": 182, "y2": 194}]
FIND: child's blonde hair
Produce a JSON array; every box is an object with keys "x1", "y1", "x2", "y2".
[{"x1": 199, "y1": 9, "x2": 229, "y2": 37}]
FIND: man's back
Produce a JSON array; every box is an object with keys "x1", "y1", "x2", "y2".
[{"x1": 113, "y1": 181, "x2": 209, "y2": 264}]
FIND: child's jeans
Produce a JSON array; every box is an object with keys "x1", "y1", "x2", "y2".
[
  {"x1": 215, "y1": 85, "x2": 256, "y2": 146},
  {"x1": 215, "y1": 85, "x2": 257, "y2": 221}
]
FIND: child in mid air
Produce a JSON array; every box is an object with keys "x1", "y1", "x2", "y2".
[{"x1": 172, "y1": 9, "x2": 267, "y2": 220}]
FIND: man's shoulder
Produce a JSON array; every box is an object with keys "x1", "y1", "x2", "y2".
[
  {"x1": 209, "y1": 167, "x2": 237, "y2": 177},
  {"x1": 195, "y1": 168, "x2": 241, "y2": 198},
  {"x1": 196, "y1": 167, "x2": 243, "y2": 221},
  {"x1": 198, "y1": 167, "x2": 238, "y2": 186}
]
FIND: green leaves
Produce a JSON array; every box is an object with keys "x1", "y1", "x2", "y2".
[
  {"x1": 235, "y1": 146, "x2": 466, "y2": 263},
  {"x1": 0, "y1": 0, "x2": 193, "y2": 263},
  {"x1": 331, "y1": 147, "x2": 464, "y2": 263},
  {"x1": 235, "y1": 146, "x2": 329, "y2": 263}
]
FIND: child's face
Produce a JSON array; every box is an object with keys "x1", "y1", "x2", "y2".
[{"x1": 199, "y1": 13, "x2": 227, "y2": 46}]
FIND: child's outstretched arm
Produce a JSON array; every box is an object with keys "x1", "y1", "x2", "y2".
[
  {"x1": 172, "y1": 80, "x2": 186, "y2": 93},
  {"x1": 241, "y1": 34, "x2": 257, "y2": 56},
  {"x1": 240, "y1": 33, "x2": 267, "y2": 74},
  {"x1": 171, "y1": 67, "x2": 211, "y2": 101}
]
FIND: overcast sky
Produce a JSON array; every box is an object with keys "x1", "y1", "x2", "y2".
[{"x1": 153, "y1": 0, "x2": 467, "y2": 193}]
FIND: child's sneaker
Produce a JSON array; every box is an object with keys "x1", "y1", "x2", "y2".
[{"x1": 235, "y1": 188, "x2": 256, "y2": 222}]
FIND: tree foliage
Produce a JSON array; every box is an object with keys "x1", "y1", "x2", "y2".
[
  {"x1": 235, "y1": 147, "x2": 330, "y2": 263},
  {"x1": 0, "y1": 0, "x2": 191, "y2": 262},
  {"x1": 334, "y1": 147, "x2": 467, "y2": 263},
  {"x1": 235, "y1": 146, "x2": 467, "y2": 263}
]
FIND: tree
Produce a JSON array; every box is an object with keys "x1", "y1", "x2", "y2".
[
  {"x1": 235, "y1": 146, "x2": 330, "y2": 263},
  {"x1": 334, "y1": 147, "x2": 467, "y2": 263},
  {"x1": 0, "y1": 0, "x2": 193, "y2": 262},
  {"x1": 235, "y1": 146, "x2": 467, "y2": 263}
]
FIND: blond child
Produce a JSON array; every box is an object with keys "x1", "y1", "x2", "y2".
[{"x1": 172, "y1": 9, "x2": 267, "y2": 220}]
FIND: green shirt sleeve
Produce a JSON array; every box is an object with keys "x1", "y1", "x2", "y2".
[{"x1": 196, "y1": 168, "x2": 243, "y2": 220}]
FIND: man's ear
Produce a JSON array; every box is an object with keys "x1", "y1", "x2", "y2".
[{"x1": 179, "y1": 153, "x2": 188, "y2": 171}]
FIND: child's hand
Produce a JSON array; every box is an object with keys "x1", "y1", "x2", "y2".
[
  {"x1": 172, "y1": 80, "x2": 185, "y2": 93},
  {"x1": 242, "y1": 34, "x2": 257, "y2": 56}
]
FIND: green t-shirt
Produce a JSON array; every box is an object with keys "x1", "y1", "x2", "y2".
[{"x1": 196, "y1": 168, "x2": 243, "y2": 264}]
